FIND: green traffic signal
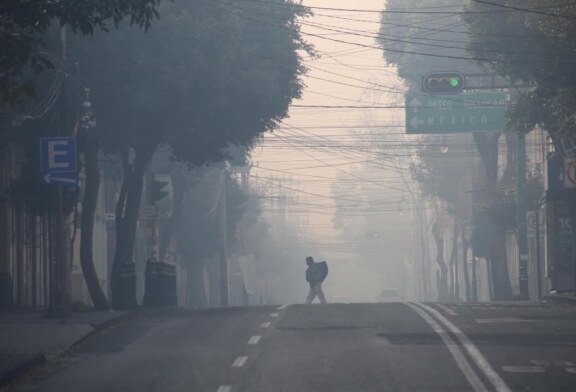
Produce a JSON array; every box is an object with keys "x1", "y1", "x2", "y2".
[{"x1": 422, "y1": 71, "x2": 465, "y2": 94}]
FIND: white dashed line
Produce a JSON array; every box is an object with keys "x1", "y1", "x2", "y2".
[
  {"x1": 232, "y1": 356, "x2": 248, "y2": 368},
  {"x1": 260, "y1": 321, "x2": 271, "y2": 328},
  {"x1": 277, "y1": 304, "x2": 289, "y2": 310},
  {"x1": 502, "y1": 366, "x2": 545, "y2": 373},
  {"x1": 248, "y1": 336, "x2": 261, "y2": 345},
  {"x1": 566, "y1": 367, "x2": 576, "y2": 374},
  {"x1": 217, "y1": 386, "x2": 232, "y2": 392},
  {"x1": 270, "y1": 312, "x2": 280, "y2": 318},
  {"x1": 475, "y1": 317, "x2": 535, "y2": 324}
]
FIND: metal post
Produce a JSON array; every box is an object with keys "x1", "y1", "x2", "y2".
[
  {"x1": 517, "y1": 133, "x2": 529, "y2": 299},
  {"x1": 535, "y1": 208, "x2": 542, "y2": 298}
]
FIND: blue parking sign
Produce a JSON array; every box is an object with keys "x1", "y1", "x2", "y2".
[{"x1": 40, "y1": 137, "x2": 77, "y2": 174}]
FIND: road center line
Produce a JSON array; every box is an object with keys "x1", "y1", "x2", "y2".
[
  {"x1": 260, "y1": 321, "x2": 271, "y2": 328},
  {"x1": 248, "y1": 336, "x2": 261, "y2": 345},
  {"x1": 406, "y1": 303, "x2": 488, "y2": 392},
  {"x1": 277, "y1": 304, "x2": 289, "y2": 310},
  {"x1": 217, "y1": 386, "x2": 232, "y2": 392},
  {"x1": 414, "y1": 303, "x2": 512, "y2": 392},
  {"x1": 232, "y1": 356, "x2": 248, "y2": 368},
  {"x1": 435, "y1": 303, "x2": 458, "y2": 316},
  {"x1": 270, "y1": 312, "x2": 280, "y2": 318}
]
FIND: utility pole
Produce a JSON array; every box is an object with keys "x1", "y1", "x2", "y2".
[
  {"x1": 220, "y1": 172, "x2": 229, "y2": 307},
  {"x1": 517, "y1": 132, "x2": 529, "y2": 299}
]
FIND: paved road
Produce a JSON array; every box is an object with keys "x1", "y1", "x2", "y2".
[{"x1": 4, "y1": 302, "x2": 576, "y2": 392}]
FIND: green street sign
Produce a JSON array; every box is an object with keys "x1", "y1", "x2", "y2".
[{"x1": 405, "y1": 92, "x2": 509, "y2": 134}]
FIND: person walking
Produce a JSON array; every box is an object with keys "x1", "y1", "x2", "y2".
[{"x1": 305, "y1": 256, "x2": 327, "y2": 304}]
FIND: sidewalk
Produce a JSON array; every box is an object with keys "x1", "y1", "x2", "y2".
[
  {"x1": 541, "y1": 292, "x2": 576, "y2": 306},
  {"x1": 0, "y1": 308, "x2": 132, "y2": 388}
]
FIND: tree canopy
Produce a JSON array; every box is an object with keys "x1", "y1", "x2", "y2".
[
  {"x1": 0, "y1": 0, "x2": 164, "y2": 106},
  {"x1": 464, "y1": 0, "x2": 576, "y2": 146},
  {"x1": 70, "y1": 0, "x2": 311, "y2": 165}
]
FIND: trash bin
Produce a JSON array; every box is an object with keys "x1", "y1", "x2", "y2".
[{"x1": 144, "y1": 261, "x2": 177, "y2": 307}]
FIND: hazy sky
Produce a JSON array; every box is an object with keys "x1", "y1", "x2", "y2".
[
  {"x1": 250, "y1": 1, "x2": 416, "y2": 300},
  {"x1": 252, "y1": 0, "x2": 406, "y2": 239}
]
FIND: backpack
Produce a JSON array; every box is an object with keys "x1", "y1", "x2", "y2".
[{"x1": 317, "y1": 261, "x2": 328, "y2": 282}]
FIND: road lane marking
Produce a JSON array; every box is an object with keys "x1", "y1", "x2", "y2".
[
  {"x1": 260, "y1": 321, "x2": 271, "y2": 328},
  {"x1": 475, "y1": 317, "x2": 535, "y2": 323},
  {"x1": 435, "y1": 303, "x2": 458, "y2": 316},
  {"x1": 217, "y1": 386, "x2": 232, "y2": 392},
  {"x1": 232, "y1": 356, "x2": 248, "y2": 368},
  {"x1": 502, "y1": 366, "x2": 545, "y2": 373},
  {"x1": 406, "y1": 303, "x2": 488, "y2": 392},
  {"x1": 248, "y1": 336, "x2": 261, "y2": 345},
  {"x1": 412, "y1": 302, "x2": 512, "y2": 392},
  {"x1": 277, "y1": 304, "x2": 289, "y2": 310},
  {"x1": 270, "y1": 312, "x2": 280, "y2": 317},
  {"x1": 566, "y1": 367, "x2": 576, "y2": 374}
]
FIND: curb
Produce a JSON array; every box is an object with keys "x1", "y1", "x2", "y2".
[
  {"x1": 0, "y1": 354, "x2": 46, "y2": 389},
  {"x1": 0, "y1": 307, "x2": 186, "y2": 389},
  {"x1": 0, "y1": 310, "x2": 137, "y2": 390},
  {"x1": 68, "y1": 310, "x2": 137, "y2": 350}
]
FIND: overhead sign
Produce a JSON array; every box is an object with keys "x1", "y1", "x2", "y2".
[
  {"x1": 405, "y1": 92, "x2": 509, "y2": 134},
  {"x1": 40, "y1": 137, "x2": 78, "y2": 187}
]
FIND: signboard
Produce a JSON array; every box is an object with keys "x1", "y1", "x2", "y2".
[
  {"x1": 564, "y1": 158, "x2": 576, "y2": 188},
  {"x1": 548, "y1": 201, "x2": 576, "y2": 291},
  {"x1": 405, "y1": 92, "x2": 509, "y2": 134},
  {"x1": 527, "y1": 210, "x2": 544, "y2": 239},
  {"x1": 39, "y1": 137, "x2": 79, "y2": 188}
]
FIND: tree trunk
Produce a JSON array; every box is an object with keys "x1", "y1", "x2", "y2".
[
  {"x1": 490, "y1": 227, "x2": 512, "y2": 300},
  {"x1": 187, "y1": 262, "x2": 207, "y2": 308},
  {"x1": 111, "y1": 144, "x2": 156, "y2": 309},
  {"x1": 449, "y1": 220, "x2": 459, "y2": 300},
  {"x1": 159, "y1": 173, "x2": 185, "y2": 260},
  {"x1": 473, "y1": 132, "x2": 513, "y2": 300},
  {"x1": 461, "y1": 225, "x2": 471, "y2": 302},
  {"x1": 80, "y1": 142, "x2": 110, "y2": 310},
  {"x1": 432, "y1": 219, "x2": 449, "y2": 301}
]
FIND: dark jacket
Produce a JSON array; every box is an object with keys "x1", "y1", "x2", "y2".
[{"x1": 306, "y1": 261, "x2": 327, "y2": 283}]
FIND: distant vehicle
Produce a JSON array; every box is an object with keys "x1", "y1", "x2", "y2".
[
  {"x1": 376, "y1": 289, "x2": 401, "y2": 302},
  {"x1": 330, "y1": 295, "x2": 351, "y2": 304}
]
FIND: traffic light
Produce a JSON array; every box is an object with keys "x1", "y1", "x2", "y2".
[
  {"x1": 151, "y1": 174, "x2": 170, "y2": 203},
  {"x1": 422, "y1": 71, "x2": 465, "y2": 94}
]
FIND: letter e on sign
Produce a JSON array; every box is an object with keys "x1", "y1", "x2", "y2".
[{"x1": 40, "y1": 137, "x2": 77, "y2": 174}]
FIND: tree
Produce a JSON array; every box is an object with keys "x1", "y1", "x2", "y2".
[
  {"x1": 464, "y1": 0, "x2": 576, "y2": 139},
  {"x1": 464, "y1": 0, "x2": 576, "y2": 290},
  {"x1": 68, "y1": 0, "x2": 311, "y2": 309},
  {"x1": 0, "y1": 0, "x2": 164, "y2": 107},
  {"x1": 378, "y1": 0, "x2": 514, "y2": 299}
]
